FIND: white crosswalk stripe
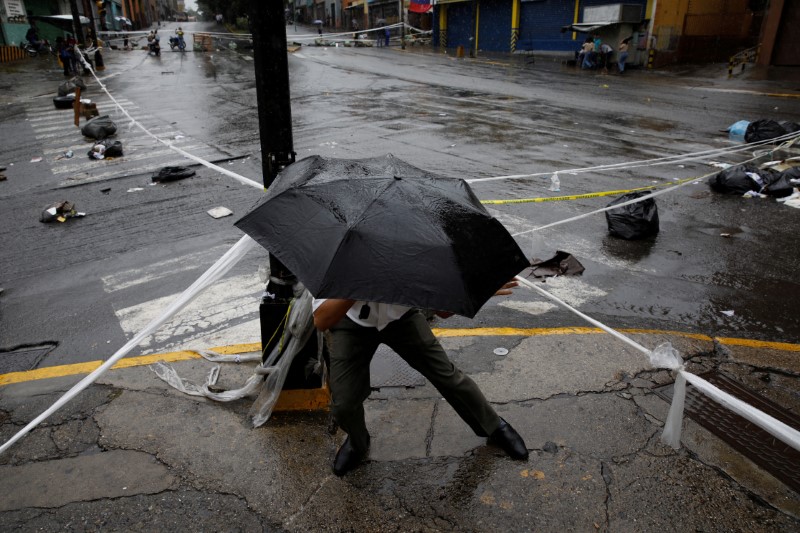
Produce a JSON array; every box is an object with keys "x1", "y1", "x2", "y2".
[
  {"x1": 25, "y1": 92, "x2": 237, "y2": 183},
  {"x1": 108, "y1": 269, "x2": 263, "y2": 353}
]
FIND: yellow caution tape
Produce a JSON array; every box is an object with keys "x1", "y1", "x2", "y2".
[{"x1": 481, "y1": 176, "x2": 701, "y2": 205}]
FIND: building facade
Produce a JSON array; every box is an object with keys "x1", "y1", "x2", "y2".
[{"x1": 431, "y1": 0, "x2": 795, "y2": 68}]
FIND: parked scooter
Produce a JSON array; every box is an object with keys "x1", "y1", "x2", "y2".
[
  {"x1": 20, "y1": 39, "x2": 54, "y2": 57},
  {"x1": 169, "y1": 28, "x2": 186, "y2": 51}
]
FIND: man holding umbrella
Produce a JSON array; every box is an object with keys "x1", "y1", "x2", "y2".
[
  {"x1": 313, "y1": 289, "x2": 529, "y2": 475},
  {"x1": 235, "y1": 154, "x2": 531, "y2": 476}
]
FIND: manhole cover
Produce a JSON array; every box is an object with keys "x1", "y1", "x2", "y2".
[
  {"x1": 370, "y1": 345, "x2": 425, "y2": 388},
  {"x1": 656, "y1": 371, "x2": 800, "y2": 493},
  {"x1": 0, "y1": 344, "x2": 56, "y2": 374}
]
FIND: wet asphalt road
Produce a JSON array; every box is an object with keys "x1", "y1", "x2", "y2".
[{"x1": 1, "y1": 20, "x2": 800, "y2": 369}]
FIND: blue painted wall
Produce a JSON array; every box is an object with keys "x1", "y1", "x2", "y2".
[
  {"x1": 437, "y1": 0, "x2": 648, "y2": 53},
  {"x1": 478, "y1": 0, "x2": 512, "y2": 52},
  {"x1": 518, "y1": 0, "x2": 575, "y2": 51},
  {"x1": 444, "y1": 2, "x2": 473, "y2": 49}
]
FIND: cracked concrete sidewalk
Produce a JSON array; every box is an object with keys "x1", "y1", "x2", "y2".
[{"x1": 0, "y1": 331, "x2": 798, "y2": 531}]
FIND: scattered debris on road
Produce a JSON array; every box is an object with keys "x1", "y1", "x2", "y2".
[
  {"x1": 88, "y1": 140, "x2": 123, "y2": 160},
  {"x1": 207, "y1": 206, "x2": 233, "y2": 219},
  {"x1": 530, "y1": 251, "x2": 585, "y2": 278},
  {"x1": 152, "y1": 166, "x2": 196, "y2": 183},
  {"x1": 40, "y1": 201, "x2": 85, "y2": 223}
]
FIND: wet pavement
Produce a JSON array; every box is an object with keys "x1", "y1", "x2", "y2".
[{"x1": 0, "y1": 21, "x2": 799, "y2": 530}]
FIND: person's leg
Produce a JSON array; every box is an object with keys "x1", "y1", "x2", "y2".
[
  {"x1": 327, "y1": 317, "x2": 380, "y2": 453},
  {"x1": 382, "y1": 311, "x2": 501, "y2": 437}
]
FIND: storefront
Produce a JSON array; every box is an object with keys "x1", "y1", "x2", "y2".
[
  {"x1": 434, "y1": 0, "x2": 648, "y2": 54},
  {"x1": 0, "y1": 0, "x2": 29, "y2": 45}
]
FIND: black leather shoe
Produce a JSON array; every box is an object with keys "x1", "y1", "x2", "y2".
[
  {"x1": 489, "y1": 418, "x2": 529, "y2": 460},
  {"x1": 333, "y1": 436, "x2": 366, "y2": 476}
]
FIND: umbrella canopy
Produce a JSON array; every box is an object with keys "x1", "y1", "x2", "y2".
[
  {"x1": 313, "y1": 19, "x2": 323, "y2": 25},
  {"x1": 235, "y1": 155, "x2": 529, "y2": 318}
]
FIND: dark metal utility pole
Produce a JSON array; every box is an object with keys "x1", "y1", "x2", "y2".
[
  {"x1": 249, "y1": 4, "x2": 296, "y2": 189},
  {"x1": 399, "y1": 0, "x2": 405, "y2": 50},
  {"x1": 81, "y1": 0, "x2": 98, "y2": 47},
  {"x1": 69, "y1": 0, "x2": 85, "y2": 46},
  {"x1": 248, "y1": 2, "x2": 311, "y2": 381}
]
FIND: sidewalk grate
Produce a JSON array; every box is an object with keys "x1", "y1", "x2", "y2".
[
  {"x1": 370, "y1": 344, "x2": 425, "y2": 388},
  {"x1": 0, "y1": 344, "x2": 56, "y2": 374},
  {"x1": 656, "y1": 371, "x2": 800, "y2": 493}
]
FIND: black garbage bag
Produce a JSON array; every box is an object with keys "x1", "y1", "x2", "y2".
[
  {"x1": 782, "y1": 167, "x2": 800, "y2": 182},
  {"x1": 81, "y1": 115, "x2": 117, "y2": 140},
  {"x1": 152, "y1": 166, "x2": 196, "y2": 183},
  {"x1": 763, "y1": 174, "x2": 796, "y2": 198},
  {"x1": 709, "y1": 165, "x2": 760, "y2": 194},
  {"x1": 709, "y1": 164, "x2": 783, "y2": 195},
  {"x1": 768, "y1": 167, "x2": 800, "y2": 198},
  {"x1": 744, "y1": 119, "x2": 800, "y2": 143},
  {"x1": 57, "y1": 76, "x2": 87, "y2": 96},
  {"x1": 87, "y1": 139, "x2": 123, "y2": 159},
  {"x1": 53, "y1": 95, "x2": 75, "y2": 109},
  {"x1": 605, "y1": 191, "x2": 659, "y2": 240}
]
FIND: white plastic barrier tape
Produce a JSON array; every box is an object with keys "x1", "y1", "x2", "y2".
[
  {"x1": 0, "y1": 235, "x2": 258, "y2": 454},
  {"x1": 467, "y1": 130, "x2": 800, "y2": 184},
  {"x1": 513, "y1": 276, "x2": 800, "y2": 453},
  {"x1": 509, "y1": 141, "x2": 798, "y2": 237}
]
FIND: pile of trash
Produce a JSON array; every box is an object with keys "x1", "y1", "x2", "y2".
[
  {"x1": 709, "y1": 164, "x2": 796, "y2": 197},
  {"x1": 52, "y1": 76, "x2": 86, "y2": 109},
  {"x1": 87, "y1": 139, "x2": 123, "y2": 159},
  {"x1": 727, "y1": 119, "x2": 800, "y2": 143},
  {"x1": 39, "y1": 201, "x2": 86, "y2": 223}
]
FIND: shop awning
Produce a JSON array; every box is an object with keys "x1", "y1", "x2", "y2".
[
  {"x1": 30, "y1": 15, "x2": 90, "y2": 32},
  {"x1": 560, "y1": 21, "x2": 622, "y2": 34}
]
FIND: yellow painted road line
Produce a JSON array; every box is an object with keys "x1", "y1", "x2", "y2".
[
  {"x1": 1, "y1": 331, "x2": 797, "y2": 387},
  {"x1": 0, "y1": 343, "x2": 261, "y2": 387},
  {"x1": 688, "y1": 87, "x2": 800, "y2": 100},
  {"x1": 432, "y1": 326, "x2": 602, "y2": 337},
  {"x1": 481, "y1": 176, "x2": 700, "y2": 205},
  {"x1": 714, "y1": 337, "x2": 800, "y2": 352},
  {"x1": 432, "y1": 327, "x2": 714, "y2": 342}
]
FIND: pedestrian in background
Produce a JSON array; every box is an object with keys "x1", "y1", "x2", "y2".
[
  {"x1": 580, "y1": 37, "x2": 595, "y2": 69},
  {"x1": 599, "y1": 42, "x2": 613, "y2": 73},
  {"x1": 618, "y1": 37, "x2": 630, "y2": 74}
]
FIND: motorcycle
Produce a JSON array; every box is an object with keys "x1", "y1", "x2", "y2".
[
  {"x1": 20, "y1": 39, "x2": 54, "y2": 58},
  {"x1": 168, "y1": 33, "x2": 186, "y2": 51}
]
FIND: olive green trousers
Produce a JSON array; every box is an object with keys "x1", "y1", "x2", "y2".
[{"x1": 327, "y1": 310, "x2": 501, "y2": 453}]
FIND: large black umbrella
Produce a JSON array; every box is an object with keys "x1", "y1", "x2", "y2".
[{"x1": 235, "y1": 155, "x2": 529, "y2": 318}]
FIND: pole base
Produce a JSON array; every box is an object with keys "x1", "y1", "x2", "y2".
[{"x1": 274, "y1": 384, "x2": 330, "y2": 412}]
